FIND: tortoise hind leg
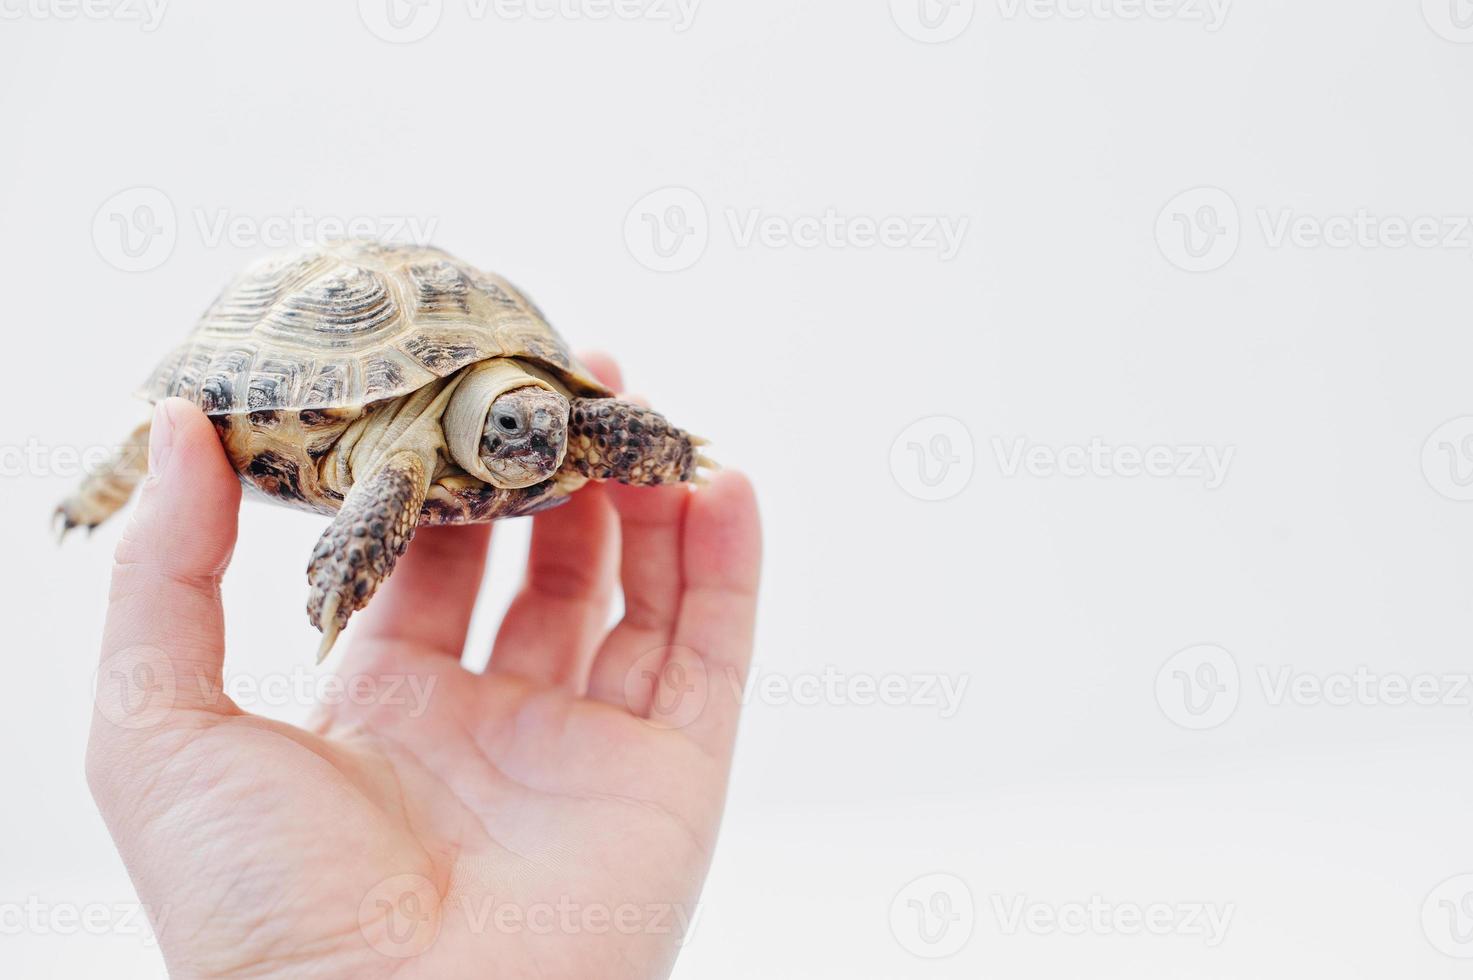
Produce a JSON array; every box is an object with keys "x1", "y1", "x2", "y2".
[
  {"x1": 54, "y1": 418, "x2": 152, "y2": 540},
  {"x1": 563, "y1": 398, "x2": 715, "y2": 487},
  {"x1": 306, "y1": 450, "x2": 430, "y2": 662}
]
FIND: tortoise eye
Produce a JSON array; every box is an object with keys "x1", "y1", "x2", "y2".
[{"x1": 494, "y1": 411, "x2": 523, "y2": 434}]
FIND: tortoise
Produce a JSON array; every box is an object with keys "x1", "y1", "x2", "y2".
[{"x1": 57, "y1": 240, "x2": 711, "y2": 660}]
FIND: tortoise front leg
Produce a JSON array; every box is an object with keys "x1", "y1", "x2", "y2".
[
  {"x1": 563, "y1": 398, "x2": 713, "y2": 486},
  {"x1": 306, "y1": 450, "x2": 430, "y2": 662}
]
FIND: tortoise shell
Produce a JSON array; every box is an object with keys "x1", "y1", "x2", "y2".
[{"x1": 140, "y1": 240, "x2": 610, "y2": 414}]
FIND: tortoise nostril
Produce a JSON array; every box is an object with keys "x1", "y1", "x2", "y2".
[{"x1": 530, "y1": 432, "x2": 549, "y2": 450}]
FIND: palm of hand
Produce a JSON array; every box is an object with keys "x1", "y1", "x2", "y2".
[{"x1": 87, "y1": 360, "x2": 759, "y2": 980}]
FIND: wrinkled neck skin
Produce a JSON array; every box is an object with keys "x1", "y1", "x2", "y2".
[
  {"x1": 318, "y1": 379, "x2": 458, "y2": 498},
  {"x1": 317, "y1": 358, "x2": 567, "y2": 498}
]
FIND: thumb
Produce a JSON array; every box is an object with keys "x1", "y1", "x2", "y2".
[{"x1": 92, "y1": 398, "x2": 243, "y2": 740}]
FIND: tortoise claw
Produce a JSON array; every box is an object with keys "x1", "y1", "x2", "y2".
[
  {"x1": 52, "y1": 506, "x2": 84, "y2": 544},
  {"x1": 315, "y1": 595, "x2": 342, "y2": 664}
]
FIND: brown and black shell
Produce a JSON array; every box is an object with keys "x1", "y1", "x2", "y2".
[{"x1": 139, "y1": 240, "x2": 611, "y2": 414}]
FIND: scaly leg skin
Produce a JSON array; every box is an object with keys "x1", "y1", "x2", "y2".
[
  {"x1": 54, "y1": 419, "x2": 151, "y2": 539},
  {"x1": 564, "y1": 398, "x2": 715, "y2": 486},
  {"x1": 306, "y1": 450, "x2": 429, "y2": 662}
]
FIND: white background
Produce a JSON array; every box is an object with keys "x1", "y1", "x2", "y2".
[{"x1": 4, "y1": 0, "x2": 1473, "y2": 976}]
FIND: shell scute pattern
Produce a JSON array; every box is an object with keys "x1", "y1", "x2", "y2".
[{"x1": 140, "y1": 241, "x2": 607, "y2": 415}]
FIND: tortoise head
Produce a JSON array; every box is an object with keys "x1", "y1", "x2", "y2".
[
  {"x1": 479, "y1": 386, "x2": 569, "y2": 488},
  {"x1": 443, "y1": 359, "x2": 573, "y2": 489}
]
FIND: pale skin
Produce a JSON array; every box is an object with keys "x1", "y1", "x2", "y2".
[{"x1": 86, "y1": 354, "x2": 762, "y2": 979}]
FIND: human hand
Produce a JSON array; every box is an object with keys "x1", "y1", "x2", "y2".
[{"x1": 86, "y1": 354, "x2": 761, "y2": 979}]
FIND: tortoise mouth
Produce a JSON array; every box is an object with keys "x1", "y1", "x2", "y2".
[{"x1": 479, "y1": 433, "x2": 566, "y2": 488}]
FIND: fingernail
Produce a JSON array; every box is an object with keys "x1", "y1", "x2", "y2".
[{"x1": 149, "y1": 400, "x2": 175, "y2": 476}]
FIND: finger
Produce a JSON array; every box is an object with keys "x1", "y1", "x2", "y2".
[
  {"x1": 346, "y1": 523, "x2": 492, "y2": 661},
  {"x1": 662, "y1": 473, "x2": 761, "y2": 757},
  {"x1": 584, "y1": 482, "x2": 691, "y2": 710},
  {"x1": 488, "y1": 482, "x2": 620, "y2": 690},
  {"x1": 93, "y1": 399, "x2": 243, "y2": 740}
]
